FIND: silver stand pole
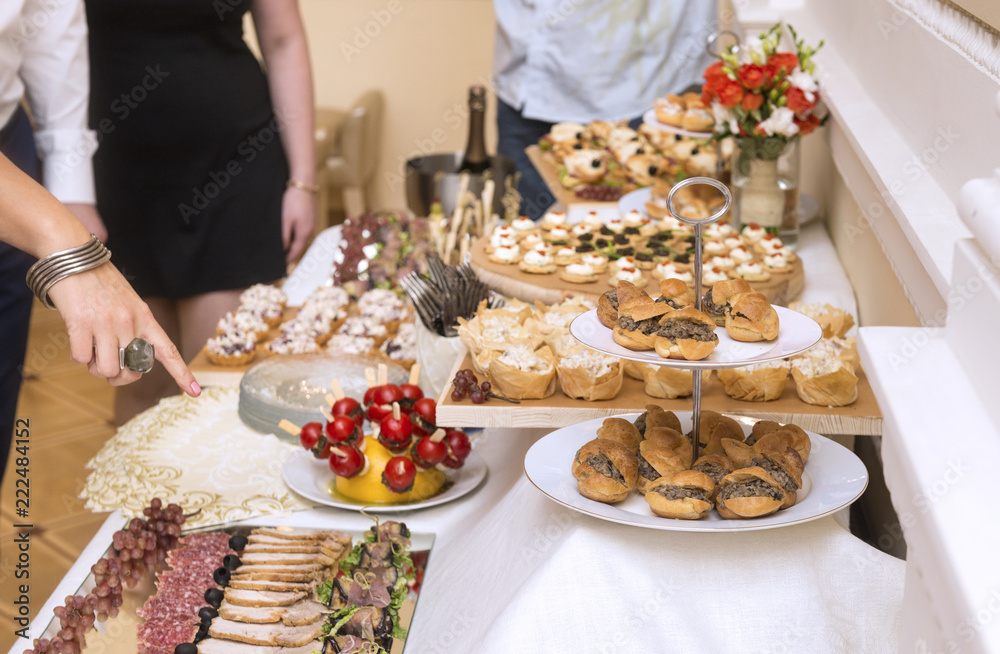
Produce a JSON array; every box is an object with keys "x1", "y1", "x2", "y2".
[{"x1": 664, "y1": 177, "x2": 732, "y2": 470}]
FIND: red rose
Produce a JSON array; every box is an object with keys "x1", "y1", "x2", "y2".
[
  {"x1": 786, "y1": 87, "x2": 814, "y2": 114},
  {"x1": 795, "y1": 114, "x2": 821, "y2": 136},
  {"x1": 741, "y1": 92, "x2": 764, "y2": 112},
  {"x1": 704, "y1": 61, "x2": 727, "y2": 83},
  {"x1": 716, "y1": 79, "x2": 744, "y2": 109},
  {"x1": 737, "y1": 64, "x2": 767, "y2": 90},
  {"x1": 769, "y1": 52, "x2": 799, "y2": 74}
]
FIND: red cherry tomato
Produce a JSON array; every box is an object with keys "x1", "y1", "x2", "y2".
[
  {"x1": 413, "y1": 398, "x2": 437, "y2": 427},
  {"x1": 382, "y1": 456, "x2": 416, "y2": 493},
  {"x1": 446, "y1": 429, "x2": 471, "y2": 461},
  {"x1": 412, "y1": 436, "x2": 447, "y2": 468},
  {"x1": 378, "y1": 413, "x2": 413, "y2": 453},
  {"x1": 400, "y1": 383, "x2": 423, "y2": 401},
  {"x1": 328, "y1": 447, "x2": 365, "y2": 478},
  {"x1": 367, "y1": 403, "x2": 392, "y2": 424},
  {"x1": 299, "y1": 422, "x2": 323, "y2": 450},
  {"x1": 326, "y1": 415, "x2": 360, "y2": 444},
  {"x1": 332, "y1": 397, "x2": 360, "y2": 416},
  {"x1": 373, "y1": 384, "x2": 404, "y2": 407},
  {"x1": 363, "y1": 387, "x2": 378, "y2": 407}
]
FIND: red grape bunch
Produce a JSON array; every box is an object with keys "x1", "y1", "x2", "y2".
[{"x1": 24, "y1": 498, "x2": 186, "y2": 654}]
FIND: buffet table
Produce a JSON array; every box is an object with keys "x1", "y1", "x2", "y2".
[{"x1": 18, "y1": 389, "x2": 904, "y2": 653}]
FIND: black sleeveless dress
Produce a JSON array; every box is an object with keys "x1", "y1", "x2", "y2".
[{"x1": 86, "y1": 0, "x2": 288, "y2": 298}]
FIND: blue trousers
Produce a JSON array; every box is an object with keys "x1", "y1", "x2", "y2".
[{"x1": 0, "y1": 105, "x2": 40, "y2": 482}]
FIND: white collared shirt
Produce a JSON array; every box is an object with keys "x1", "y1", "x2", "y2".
[
  {"x1": 0, "y1": 0, "x2": 97, "y2": 203},
  {"x1": 493, "y1": 0, "x2": 719, "y2": 123}
]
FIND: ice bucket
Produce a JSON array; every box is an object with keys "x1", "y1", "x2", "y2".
[{"x1": 404, "y1": 152, "x2": 517, "y2": 218}]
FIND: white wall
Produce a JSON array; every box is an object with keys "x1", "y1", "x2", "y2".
[{"x1": 299, "y1": 0, "x2": 497, "y2": 212}]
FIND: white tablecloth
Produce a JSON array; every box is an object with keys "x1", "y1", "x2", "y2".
[{"x1": 18, "y1": 222, "x2": 904, "y2": 653}]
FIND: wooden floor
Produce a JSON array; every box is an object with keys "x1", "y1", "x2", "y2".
[{"x1": 1, "y1": 300, "x2": 114, "y2": 652}]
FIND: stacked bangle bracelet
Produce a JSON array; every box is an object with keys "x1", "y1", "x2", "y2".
[
  {"x1": 25, "y1": 234, "x2": 112, "y2": 310},
  {"x1": 285, "y1": 179, "x2": 319, "y2": 194}
]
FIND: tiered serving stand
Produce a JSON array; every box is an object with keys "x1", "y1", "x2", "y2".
[{"x1": 522, "y1": 178, "x2": 869, "y2": 532}]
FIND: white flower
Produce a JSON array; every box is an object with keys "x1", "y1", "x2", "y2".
[
  {"x1": 787, "y1": 69, "x2": 819, "y2": 102},
  {"x1": 756, "y1": 107, "x2": 799, "y2": 138},
  {"x1": 711, "y1": 102, "x2": 740, "y2": 135},
  {"x1": 738, "y1": 37, "x2": 766, "y2": 65}
]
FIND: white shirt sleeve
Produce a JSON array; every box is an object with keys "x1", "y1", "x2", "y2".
[{"x1": 18, "y1": 0, "x2": 97, "y2": 204}]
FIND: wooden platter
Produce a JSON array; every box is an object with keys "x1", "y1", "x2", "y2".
[
  {"x1": 435, "y1": 350, "x2": 882, "y2": 436},
  {"x1": 526, "y1": 145, "x2": 609, "y2": 208},
  {"x1": 469, "y1": 236, "x2": 805, "y2": 306}
]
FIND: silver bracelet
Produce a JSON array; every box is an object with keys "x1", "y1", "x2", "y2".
[{"x1": 25, "y1": 235, "x2": 112, "y2": 310}]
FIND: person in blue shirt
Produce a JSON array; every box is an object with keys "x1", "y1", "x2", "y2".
[{"x1": 493, "y1": 0, "x2": 719, "y2": 219}]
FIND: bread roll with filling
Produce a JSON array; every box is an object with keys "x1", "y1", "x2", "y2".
[
  {"x1": 715, "y1": 467, "x2": 786, "y2": 519},
  {"x1": 654, "y1": 307, "x2": 718, "y2": 360},
  {"x1": 572, "y1": 438, "x2": 638, "y2": 503},
  {"x1": 613, "y1": 284, "x2": 670, "y2": 351},
  {"x1": 725, "y1": 292, "x2": 779, "y2": 342},
  {"x1": 702, "y1": 279, "x2": 752, "y2": 326},
  {"x1": 645, "y1": 470, "x2": 715, "y2": 519},
  {"x1": 596, "y1": 417, "x2": 642, "y2": 453},
  {"x1": 636, "y1": 441, "x2": 687, "y2": 494}
]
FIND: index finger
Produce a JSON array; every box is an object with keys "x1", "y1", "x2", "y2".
[{"x1": 144, "y1": 327, "x2": 201, "y2": 397}]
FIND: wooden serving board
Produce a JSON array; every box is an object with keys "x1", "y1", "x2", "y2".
[
  {"x1": 469, "y1": 236, "x2": 805, "y2": 306},
  {"x1": 435, "y1": 350, "x2": 882, "y2": 436},
  {"x1": 526, "y1": 145, "x2": 607, "y2": 208}
]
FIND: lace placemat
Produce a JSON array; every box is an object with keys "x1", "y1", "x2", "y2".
[{"x1": 81, "y1": 386, "x2": 315, "y2": 527}]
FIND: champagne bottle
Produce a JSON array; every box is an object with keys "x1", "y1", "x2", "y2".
[{"x1": 459, "y1": 85, "x2": 490, "y2": 174}]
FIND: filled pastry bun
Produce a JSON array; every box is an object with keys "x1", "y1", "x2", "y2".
[
  {"x1": 715, "y1": 467, "x2": 786, "y2": 519},
  {"x1": 643, "y1": 405, "x2": 683, "y2": 433},
  {"x1": 654, "y1": 307, "x2": 719, "y2": 360},
  {"x1": 572, "y1": 438, "x2": 638, "y2": 503},
  {"x1": 643, "y1": 426, "x2": 692, "y2": 464},
  {"x1": 702, "y1": 279, "x2": 752, "y2": 326},
  {"x1": 644, "y1": 470, "x2": 715, "y2": 519},
  {"x1": 725, "y1": 292, "x2": 779, "y2": 342},
  {"x1": 753, "y1": 425, "x2": 811, "y2": 464},
  {"x1": 655, "y1": 278, "x2": 695, "y2": 312},
  {"x1": 636, "y1": 440, "x2": 687, "y2": 494},
  {"x1": 596, "y1": 417, "x2": 642, "y2": 453},
  {"x1": 613, "y1": 282, "x2": 669, "y2": 351},
  {"x1": 749, "y1": 447, "x2": 804, "y2": 509},
  {"x1": 691, "y1": 453, "x2": 736, "y2": 500},
  {"x1": 597, "y1": 288, "x2": 619, "y2": 329}
]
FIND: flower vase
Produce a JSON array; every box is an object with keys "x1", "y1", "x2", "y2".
[{"x1": 732, "y1": 137, "x2": 801, "y2": 248}]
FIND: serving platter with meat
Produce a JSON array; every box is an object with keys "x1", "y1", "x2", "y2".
[{"x1": 22, "y1": 509, "x2": 432, "y2": 654}]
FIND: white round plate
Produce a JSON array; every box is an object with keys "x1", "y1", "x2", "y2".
[
  {"x1": 617, "y1": 186, "x2": 652, "y2": 217},
  {"x1": 524, "y1": 413, "x2": 868, "y2": 532},
  {"x1": 570, "y1": 307, "x2": 821, "y2": 369},
  {"x1": 282, "y1": 449, "x2": 488, "y2": 512},
  {"x1": 618, "y1": 186, "x2": 821, "y2": 227},
  {"x1": 642, "y1": 109, "x2": 715, "y2": 139}
]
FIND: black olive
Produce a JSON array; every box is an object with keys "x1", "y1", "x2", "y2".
[
  {"x1": 636, "y1": 148, "x2": 645, "y2": 155},
  {"x1": 175, "y1": 644, "x2": 198, "y2": 654},
  {"x1": 591, "y1": 159, "x2": 601, "y2": 168},
  {"x1": 228, "y1": 534, "x2": 247, "y2": 551},
  {"x1": 194, "y1": 628, "x2": 208, "y2": 643},
  {"x1": 198, "y1": 606, "x2": 218, "y2": 623},
  {"x1": 213, "y1": 566, "x2": 231, "y2": 586},
  {"x1": 674, "y1": 134, "x2": 683, "y2": 141},
  {"x1": 691, "y1": 147, "x2": 700, "y2": 155},
  {"x1": 575, "y1": 131, "x2": 583, "y2": 139},
  {"x1": 223, "y1": 554, "x2": 241, "y2": 571},
  {"x1": 630, "y1": 136, "x2": 639, "y2": 141},
  {"x1": 573, "y1": 143, "x2": 582, "y2": 149},
  {"x1": 204, "y1": 587, "x2": 224, "y2": 608}
]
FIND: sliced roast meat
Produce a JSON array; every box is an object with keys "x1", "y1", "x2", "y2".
[
  {"x1": 207, "y1": 617, "x2": 323, "y2": 647},
  {"x1": 223, "y1": 588, "x2": 307, "y2": 607}
]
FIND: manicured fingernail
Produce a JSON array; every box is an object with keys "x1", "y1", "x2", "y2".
[{"x1": 191, "y1": 381, "x2": 202, "y2": 395}]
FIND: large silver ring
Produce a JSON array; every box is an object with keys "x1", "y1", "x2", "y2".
[{"x1": 120, "y1": 338, "x2": 155, "y2": 373}]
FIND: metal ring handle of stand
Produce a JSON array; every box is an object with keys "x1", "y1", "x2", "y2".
[
  {"x1": 705, "y1": 29, "x2": 741, "y2": 60},
  {"x1": 664, "y1": 176, "x2": 733, "y2": 467}
]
